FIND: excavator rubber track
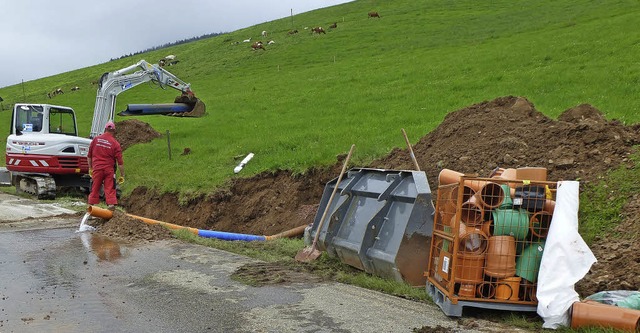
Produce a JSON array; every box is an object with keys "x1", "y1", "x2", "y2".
[{"x1": 15, "y1": 175, "x2": 57, "y2": 200}]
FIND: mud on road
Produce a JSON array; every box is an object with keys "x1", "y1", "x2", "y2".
[{"x1": 0, "y1": 193, "x2": 532, "y2": 333}]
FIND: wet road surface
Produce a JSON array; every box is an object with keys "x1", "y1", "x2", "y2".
[{"x1": 0, "y1": 193, "x2": 529, "y2": 333}]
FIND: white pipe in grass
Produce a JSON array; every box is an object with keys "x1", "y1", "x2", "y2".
[{"x1": 234, "y1": 153, "x2": 255, "y2": 174}]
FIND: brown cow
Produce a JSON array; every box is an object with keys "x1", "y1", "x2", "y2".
[
  {"x1": 288, "y1": 29, "x2": 299, "y2": 35},
  {"x1": 48, "y1": 88, "x2": 64, "y2": 98},
  {"x1": 368, "y1": 11, "x2": 381, "y2": 18},
  {"x1": 329, "y1": 22, "x2": 337, "y2": 29},
  {"x1": 311, "y1": 27, "x2": 326, "y2": 34},
  {"x1": 251, "y1": 41, "x2": 265, "y2": 51}
]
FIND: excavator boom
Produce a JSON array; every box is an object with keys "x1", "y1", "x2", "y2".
[{"x1": 90, "y1": 60, "x2": 205, "y2": 138}]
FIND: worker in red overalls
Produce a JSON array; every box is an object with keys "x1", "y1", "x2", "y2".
[{"x1": 87, "y1": 121, "x2": 125, "y2": 210}]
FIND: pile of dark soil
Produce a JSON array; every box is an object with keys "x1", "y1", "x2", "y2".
[
  {"x1": 92, "y1": 210, "x2": 175, "y2": 242},
  {"x1": 111, "y1": 96, "x2": 640, "y2": 296},
  {"x1": 576, "y1": 194, "x2": 640, "y2": 296},
  {"x1": 231, "y1": 262, "x2": 326, "y2": 286},
  {"x1": 370, "y1": 97, "x2": 639, "y2": 187},
  {"x1": 114, "y1": 119, "x2": 162, "y2": 151}
]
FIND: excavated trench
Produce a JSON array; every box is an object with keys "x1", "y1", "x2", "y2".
[{"x1": 114, "y1": 97, "x2": 640, "y2": 297}]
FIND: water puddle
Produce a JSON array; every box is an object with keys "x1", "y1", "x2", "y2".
[
  {"x1": 0, "y1": 227, "x2": 131, "y2": 332},
  {"x1": 79, "y1": 232, "x2": 123, "y2": 262}
]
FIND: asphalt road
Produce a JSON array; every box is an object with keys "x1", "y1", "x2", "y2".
[{"x1": 0, "y1": 192, "x2": 530, "y2": 333}]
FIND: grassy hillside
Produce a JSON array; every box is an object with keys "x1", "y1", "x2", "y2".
[{"x1": 2, "y1": 0, "x2": 640, "y2": 196}]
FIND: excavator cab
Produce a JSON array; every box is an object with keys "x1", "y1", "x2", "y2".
[
  {"x1": 6, "y1": 103, "x2": 91, "y2": 199},
  {"x1": 12, "y1": 105, "x2": 43, "y2": 135}
]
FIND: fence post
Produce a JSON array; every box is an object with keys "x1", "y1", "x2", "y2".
[{"x1": 166, "y1": 130, "x2": 172, "y2": 160}]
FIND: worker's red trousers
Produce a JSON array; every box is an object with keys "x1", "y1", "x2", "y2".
[{"x1": 88, "y1": 168, "x2": 117, "y2": 205}]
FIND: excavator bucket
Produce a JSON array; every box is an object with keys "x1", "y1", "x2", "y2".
[
  {"x1": 170, "y1": 94, "x2": 206, "y2": 117},
  {"x1": 118, "y1": 94, "x2": 206, "y2": 117},
  {"x1": 307, "y1": 168, "x2": 435, "y2": 287}
]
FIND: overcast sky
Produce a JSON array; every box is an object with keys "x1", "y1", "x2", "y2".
[{"x1": 0, "y1": 0, "x2": 351, "y2": 88}]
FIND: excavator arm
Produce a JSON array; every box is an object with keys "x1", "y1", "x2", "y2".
[{"x1": 90, "y1": 60, "x2": 205, "y2": 138}]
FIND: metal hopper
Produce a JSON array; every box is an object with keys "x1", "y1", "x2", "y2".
[{"x1": 309, "y1": 168, "x2": 435, "y2": 286}]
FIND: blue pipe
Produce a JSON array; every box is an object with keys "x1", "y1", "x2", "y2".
[
  {"x1": 197, "y1": 229, "x2": 267, "y2": 241},
  {"x1": 119, "y1": 103, "x2": 192, "y2": 116},
  {"x1": 89, "y1": 206, "x2": 298, "y2": 242}
]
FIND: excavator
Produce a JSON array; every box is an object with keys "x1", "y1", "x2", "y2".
[{"x1": 4, "y1": 60, "x2": 206, "y2": 199}]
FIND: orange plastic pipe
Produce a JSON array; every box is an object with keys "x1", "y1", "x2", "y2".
[
  {"x1": 492, "y1": 168, "x2": 517, "y2": 180},
  {"x1": 438, "y1": 169, "x2": 491, "y2": 192},
  {"x1": 459, "y1": 199, "x2": 484, "y2": 226},
  {"x1": 491, "y1": 167, "x2": 547, "y2": 182},
  {"x1": 571, "y1": 300, "x2": 640, "y2": 331},
  {"x1": 265, "y1": 224, "x2": 307, "y2": 240},
  {"x1": 87, "y1": 206, "x2": 304, "y2": 240},
  {"x1": 87, "y1": 206, "x2": 114, "y2": 219},
  {"x1": 440, "y1": 169, "x2": 557, "y2": 213},
  {"x1": 127, "y1": 213, "x2": 200, "y2": 235},
  {"x1": 87, "y1": 206, "x2": 199, "y2": 235},
  {"x1": 516, "y1": 167, "x2": 547, "y2": 181}
]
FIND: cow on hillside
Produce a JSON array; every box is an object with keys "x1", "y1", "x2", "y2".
[
  {"x1": 47, "y1": 88, "x2": 64, "y2": 98},
  {"x1": 251, "y1": 41, "x2": 265, "y2": 51},
  {"x1": 368, "y1": 11, "x2": 381, "y2": 18},
  {"x1": 311, "y1": 27, "x2": 326, "y2": 34}
]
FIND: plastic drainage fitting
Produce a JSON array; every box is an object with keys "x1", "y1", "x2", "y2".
[
  {"x1": 491, "y1": 209, "x2": 530, "y2": 241},
  {"x1": 87, "y1": 206, "x2": 114, "y2": 219},
  {"x1": 438, "y1": 169, "x2": 487, "y2": 192},
  {"x1": 459, "y1": 197, "x2": 484, "y2": 227},
  {"x1": 477, "y1": 182, "x2": 505, "y2": 209},
  {"x1": 571, "y1": 300, "x2": 640, "y2": 331}
]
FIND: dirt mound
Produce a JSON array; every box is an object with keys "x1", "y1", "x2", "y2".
[
  {"x1": 370, "y1": 96, "x2": 640, "y2": 188},
  {"x1": 557, "y1": 103, "x2": 607, "y2": 123},
  {"x1": 117, "y1": 96, "x2": 640, "y2": 296},
  {"x1": 575, "y1": 193, "x2": 640, "y2": 296},
  {"x1": 92, "y1": 210, "x2": 175, "y2": 242},
  {"x1": 114, "y1": 119, "x2": 162, "y2": 151},
  {"x1": 232, "y1": 262, "x2": 326, "y2": 286}
]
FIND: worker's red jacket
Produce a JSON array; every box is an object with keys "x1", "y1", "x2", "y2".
[{"x1": 88, "y1": 132, "x2": 123, "y2": 171}]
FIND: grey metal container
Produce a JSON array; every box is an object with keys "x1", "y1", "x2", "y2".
[{"x1": 310, "y1": 168, "x2": 435, "y2": 286}]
